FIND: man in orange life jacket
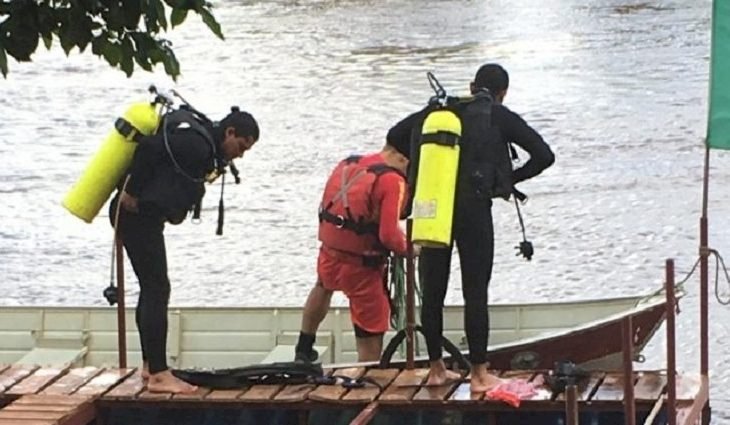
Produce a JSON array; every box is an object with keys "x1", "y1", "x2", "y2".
[{"x1": 295, "y1": 138, "x2": 410, "y2": 363}]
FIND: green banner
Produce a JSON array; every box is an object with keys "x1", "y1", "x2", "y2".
[{"x1": 708, "y1": 0, "x2": 730, "y2": 149}]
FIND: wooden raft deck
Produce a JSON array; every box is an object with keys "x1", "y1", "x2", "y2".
[{"x1": 0, "y1": 364, "x2": 708, "y2": 425}]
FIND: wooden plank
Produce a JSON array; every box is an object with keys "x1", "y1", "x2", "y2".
[
  {"x1": 138, "y1": 389, "x2": 173, "y2": 401},
  {"x1": 0, "y1": 420, "x2": 57, "y2": 425},
  {"x1": 591, "y1": 372, "x2": 629, "y2": 401},
  {"x1": 103, "y1": 370, "x2": 145, "y2": 400},
  {"x1": 74, "y1": 368, "x2": 135, "y2": 397},
  {"x1": 350, "y1": 401, "x2": 379, "y2": 425},
  {"x1": 6, "y1": 366, "x2": 69, "y2": 396},
  {"x1": 0, "y1": 410, "x2": 67, "y2": 420},
  {"x1": 273, "y1": 367, "x2": 334, "y2": 403},
  {"x1": 378, "y1": 368, "x2": 429, "y2": 402},
  {"x1": 12, "y1": 395, "x2": 90, "y2": 405},
  {"x1": 556, "y1": 372, "x2": 605, "y2": 401},
  {"x1": 273, "y1": 383, "x2": 318, "y2": 402},
  {"x1": 308, "y1": 367, "x2": 366, "y2": 402},
  {"x1": 238, "y1": 385, "x2": 283, "y2": 402},
  {"x1": 412, "y1": 370, "x2": 466, "y2": 403},
  {"x1": 0, "y1": 365, "x2": 39, "y2": 393},
  {"x1": 343, "y1": 368, "x2": 400, "y2": 404},
  {"x1": 172, "y1": 387, "x2": 212, "y2": 401},
  {"x1": 41, "y1": 367, "x2": 101, "y2": 395},
  {"x1": 634, "y1": 372, "x2": 667, "y2": 401},
  {"x1": 3, "y1": 404, "x2": 74, "y2": 412},
  {"x1": 676, "y1": 400, "x2": 702, "y2": 425},
  {"x1": 676, "y1": 374, "x2": 703, "y2": 401},
  {"x1": 205, "y1": 389, "x2": 247, "y2": 401}
]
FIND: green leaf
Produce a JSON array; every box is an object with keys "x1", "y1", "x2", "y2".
[
  {"x1": 162, "y1": 50, "x2": 179, "y2": 80},
  {"x1": 170, "y1": 8, "x2": 187, "y2": 27},
  {"x1": 4, "y1": 16, "x2": 40, "y2": 61},
  {"x1": 151, "y1": 0, "x2": 167, "y2": 30},
  {"x1": 59, "y1": 25, "x2": 76, "y2": 55},
  {"x1": 0, "y1": 47, "x2": 8, "y2": 78},
  {"x1": 101, "y1": 40, "x2": 122, "y2": 65},
  {"x1": 42, "y1": 33, "x2": 53, "y2": 50},
  {"x1": 198, "y1": 8, "x2": 223, "y2": 40},
  {"x1": 147, "y1": 45, "x2": 165, "y2": 63},
  {"x1": 123, "y1": 0, "x2": 142, "y2": 30},
  {"x1": 119, "y1": 35, "x2": 134, "y2": 76}
]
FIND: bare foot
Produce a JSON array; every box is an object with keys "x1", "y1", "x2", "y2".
[
  {"x1": 147, "y1": 370, "x2": 198, "y2": 394},
  {"x1": 141, "y1": 363, "x2": 150, "y2": 381},
  {"x1": 471, "y1": 370, "x2": 502, "y2": 393},
  {"x1": 426, "y1": 360, "x2": 463, "y2": 386}
]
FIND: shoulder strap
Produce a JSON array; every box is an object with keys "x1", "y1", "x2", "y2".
[{"x1": 161, "y1": 109, "x2": 217, "y2": 183}]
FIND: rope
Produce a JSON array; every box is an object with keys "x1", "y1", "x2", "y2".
[
  {"x1": 709, "y1": 248, "x2": 730, "y2": 305},
  {"x1": 388, "y1": 254, "x2": 425, "y2": 358},
  {"x1": 389, "y1": 256, "x2": 406, "y2": 331},
  {"x1": 635, "y1": 248, "x2": 730, "y2": 307}
]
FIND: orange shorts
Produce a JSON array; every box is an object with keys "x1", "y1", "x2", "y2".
[{"x1": 317, "y1": 247, "x2": 390, "y2": 334}]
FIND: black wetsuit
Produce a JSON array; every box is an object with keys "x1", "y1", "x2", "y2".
[
  {"x1": 109, "y1": 128, "x2": 216, "y2": 374},
  {"x1": 387, "y1": 102, "x2": 555, "y2": 365}
]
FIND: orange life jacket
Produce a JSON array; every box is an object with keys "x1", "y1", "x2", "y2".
[{"x1": 318, "y1": 155, "x2": 404, "y2": 258}]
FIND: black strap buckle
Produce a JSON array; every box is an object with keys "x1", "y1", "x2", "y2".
[
  {"x1": 333, "y1": 215, "x2": 346, "y2": 229},
  {"x1": 114, "y1": 118, "x2": 140, "y2": 142}
]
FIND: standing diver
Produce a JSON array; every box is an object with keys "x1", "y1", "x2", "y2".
[
  {"x1": 111, "y1": 105, "x2": 259, "y2": 393},
  {"x1": 387, "y1": 63, "x2": 555, "y2": 392}
]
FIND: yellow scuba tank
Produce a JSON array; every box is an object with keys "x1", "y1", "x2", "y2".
[
  {"x1": 62, "y1": 102, "x2": 162, "y2": 223},
  {"x1": 411, "y1": 109, "x2": 462, "y2": 248}
]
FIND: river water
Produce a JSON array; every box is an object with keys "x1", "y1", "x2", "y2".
[{"x1": 1, "y1": 0, "x2": 730, "y2": 418}]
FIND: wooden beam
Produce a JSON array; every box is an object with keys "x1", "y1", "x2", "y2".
[{"x1": 349, "y1": 401, "x2": 379, "y2": 425}]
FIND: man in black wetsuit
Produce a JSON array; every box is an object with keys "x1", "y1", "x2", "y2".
[
  {"x1": 110, "y1": 107, "x2": 259, "y2": 394},
  {"x1": 387, "y1": 63, "x2": 555, "y2": 392}
]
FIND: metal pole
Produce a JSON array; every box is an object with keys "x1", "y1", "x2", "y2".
[
  {"x1": 115, "y1": 237, "x2": 127, "y2": 369},
  {"x1": 700, "y1": 144, "x2": 710, "y2": 424},
  {"x1": 700, "y1": 144, "x2": 709, "y2": 377},
  {"x1": 405, "y1": 219, "x2": 416, "y2": 370},
  {"x1": 622, "y1": 316, "x2": 636, "y2": 425},
  {"x1": 666, "y1": 259, "x2": 677, "y2": 425},
  {"x1": 565, "y1": 383, "x2": 579, "y2": 425}
]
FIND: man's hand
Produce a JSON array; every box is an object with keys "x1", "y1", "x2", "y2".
[
  {"x1": 119, "y1": 191, "x2": 139, "y2": 213},
  {"x1": 412, "y1": 243, "x2": 422, "y2": 257}
]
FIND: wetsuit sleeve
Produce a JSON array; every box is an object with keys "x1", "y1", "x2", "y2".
[
  {"x1": 125, "y1": 135, "x2": 163, "y2": 197},
  {"x1": 373, "y1": 173, "x2": 408, "y2": 256},
  {"x1": 498, "y1": 106, "x2": 555, "y2": 184}
]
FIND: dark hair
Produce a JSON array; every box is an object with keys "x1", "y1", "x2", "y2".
[
  {"x1": 219, "y1": 106, "x2": 259, "y2": 141},
  {"x1": 473, "y1": 63, "x2": 509, "y2": 95}
]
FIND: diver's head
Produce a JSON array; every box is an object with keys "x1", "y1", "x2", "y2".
[
  {"x1": 218, "y1": 107, "x2": 260, "y2": 161},
  {"x1": 471, "y1": 63, "x2": 509, "y2": 104}
]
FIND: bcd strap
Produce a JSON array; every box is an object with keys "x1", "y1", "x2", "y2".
[
  {"x1": 421, "y1": 131, "x2": 459, "y2": 146},
  {"x1": 114, "y1": 118, "x2": 143, "y2": 143},
  {"x1": 318, "y1": 209, "x2": 378, "y2": 235}
]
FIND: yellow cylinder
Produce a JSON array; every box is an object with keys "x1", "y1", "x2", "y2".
[
  {"x1": 62, "y1": 102, "x2": 161, "y2": 223},
  {"x1": 411, "y1": 109, "x2": 462, "y2": 248}
]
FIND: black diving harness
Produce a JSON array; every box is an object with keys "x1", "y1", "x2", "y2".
[
  {"x1": 426, "y1": 72, "x2": 534, "y2": 261},
  {"x1": 103, "y1": 87, "x2": 242, "y2": 305}
]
